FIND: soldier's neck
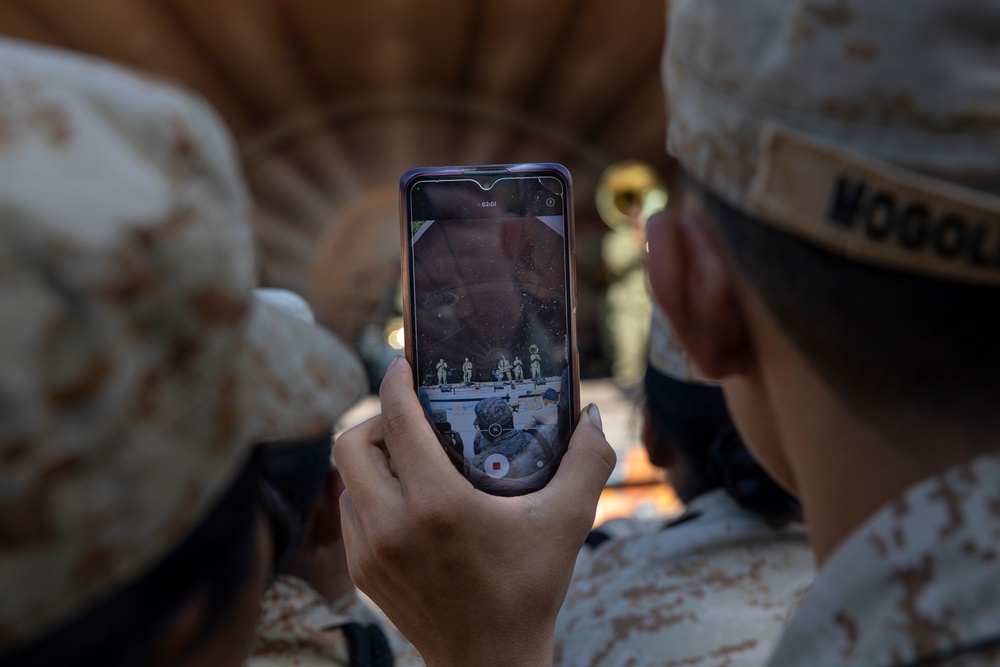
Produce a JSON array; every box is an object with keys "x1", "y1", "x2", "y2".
[{"x1": 757, "y1": 339, "x2": 993, "y2": 566}]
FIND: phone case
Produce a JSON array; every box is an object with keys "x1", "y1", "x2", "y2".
[{"x1": 400, "y1": 164, "x2": 579, "y2": 495}]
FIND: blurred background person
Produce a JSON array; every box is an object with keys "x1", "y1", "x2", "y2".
[
  {"x1": 553, "y1": 306, "x2": 815, "y2": 667},
  {"x1": 252, "y1": 432, "x2": 421, "y2": 667}
]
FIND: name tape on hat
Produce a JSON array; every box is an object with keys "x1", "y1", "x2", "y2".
[{"x1": 748, "y1": 124, "x2": 1000, "y2": 287}]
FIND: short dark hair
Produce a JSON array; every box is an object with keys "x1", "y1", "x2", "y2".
[
  {"x1": 3, "y1": 451, "x2": 264, "y2": 666},
  {"x1": 257, "y1": 434, "x2": 333, "y2": 573},
  {"x1": 686, "y1": 172, "x2": 1000, "y2": 427},
  {"x1": 644, "y1": 365, "x2": 800, "y2": 523},
  {"x1": 258, "y1": 436, "x2": 332, "y2": 522}
]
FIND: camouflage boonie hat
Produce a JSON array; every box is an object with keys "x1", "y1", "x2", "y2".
[
  {"x1": 666, "y1": 0, "x2": 1000, "y2": 286},
  {"x1": 474, "y1": 398, "x2": 515, "y2": 432},
  {"x1": 0, "y1": 39, "x2": 365, "y2": 651}
]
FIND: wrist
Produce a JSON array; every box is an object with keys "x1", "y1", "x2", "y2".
[
  {"x1": 425, "y1": 650, "x2": 552, "y2": 667},
  {"x1": 422, "y1": 626, "x2": 554, "y2": 667}
]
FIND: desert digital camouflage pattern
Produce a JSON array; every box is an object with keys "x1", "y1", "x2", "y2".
[
  {"x1": 0, "y1": 38, "x2": 365, "y2": 652},
  {"x1": 766, "y1": 451, "x2": 1000, "y2": 666},
  {"x1": 251, "y1": 576, "x2": 423, "y2": 667},
  {"x1": 665, "y1": 0, "x2": 1000, "y2": 286},
  {"x1": 569, "y1": 516, "x2": 655, "y2": 578},
  {"x1": 555, "y1": 490, "x2": 815, "y2": 667}
]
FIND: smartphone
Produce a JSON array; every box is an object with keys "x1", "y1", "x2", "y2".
[{"x1": 400, "y1": 164, "x2": 579, "y2": 496}]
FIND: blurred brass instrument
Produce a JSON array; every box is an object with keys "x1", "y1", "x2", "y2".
[{"x1": 595, "y1": 160, "x2": 668, "y2": 231}]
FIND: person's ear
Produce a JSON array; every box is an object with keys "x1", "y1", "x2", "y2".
[{"x1": 646, "y1": 209, "x2": 751, "y2": 380}]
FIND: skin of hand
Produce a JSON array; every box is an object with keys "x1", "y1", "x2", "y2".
[{"x1": 334, "y1": 357, "x2": 615, "y2": 667}]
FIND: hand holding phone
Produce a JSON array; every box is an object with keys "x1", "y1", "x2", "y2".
[
  {"x1": 333, "y1": 359, "x2": 615, "y2": 667},
  {"x1": 400, "y1": 164, "x2": 580, "y2": 495}
]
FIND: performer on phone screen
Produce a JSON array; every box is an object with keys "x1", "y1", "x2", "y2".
[{"x1": 497, "y1": 356, "x2": 513, "y2": 382}]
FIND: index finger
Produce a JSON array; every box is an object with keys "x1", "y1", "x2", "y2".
[
  {"x1": 332, "y1": 415, "x2": 402, "y2": 512},
  {"x1": 378, "y1": 356, "x2": 466, "y2": 494}
]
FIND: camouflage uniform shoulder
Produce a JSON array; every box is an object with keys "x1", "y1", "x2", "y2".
[
  {"x1": 767, "y1": 451, "x2": 1000, "y2": 667},
  {"x1": 556, "y1": 490, "x2": 815, "y2": 667},
  {"x1": 251, "y1": 576, "x2": 425, "y2": 667},
  {"x1": 250, "y1": 576, "x2": 355, "y2": 666}
]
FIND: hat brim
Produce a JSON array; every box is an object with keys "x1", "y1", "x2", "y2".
[{"x1": 240, "y1": 293, "x2": 368, "y2": 443}]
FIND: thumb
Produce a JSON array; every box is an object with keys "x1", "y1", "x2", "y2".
[{"x1": 541, "y1": 404, "x2": 616, "y2": 517}]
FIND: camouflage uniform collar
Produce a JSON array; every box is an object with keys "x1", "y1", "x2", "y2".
[
  {"x1": 767, "y1": 451, "x2": 1000, "y2": 666},
  {"x1": 682, "y1": 488, "x2": 741, "y2": 517},
  {"x1": 252, "y1": 576, "x2": 424, "y2": 667},
  {"x1": 663, "y1": 489, "x2": 748, "y2": 530},
  {"x1": 254, "y1": 575, "x2": 359, "y2": 656}
]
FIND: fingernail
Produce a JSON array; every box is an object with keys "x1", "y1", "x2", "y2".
[
  {"x1": 586, "y1": 403, "x2": 603, "y2": 431},
  {"x1": 389, "y1": 355, "x2": 404, "y2": 370}
]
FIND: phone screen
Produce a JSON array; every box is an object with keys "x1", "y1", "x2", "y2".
[{"x1": 402, "y1": 166, "x2": 576, "y2": 495}]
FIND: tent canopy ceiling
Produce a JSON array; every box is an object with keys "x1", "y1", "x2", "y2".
[{"x1": 1, "y1": 0, "x2": 671, "y2": 345}]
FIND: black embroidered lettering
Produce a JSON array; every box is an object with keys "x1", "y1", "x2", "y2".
[
  {"x1": 897, "y1": 204, "x2": 930, "y2": 249},
  {"x1": 932, "y1": 216, "x2": 969, "y2": 258},
  {"x1": 966, "y1": 223, "x2": 1000, "y2": 267},
  {"x1": 863, "y1": 192, "x2": 896, "y2": 240},
  {"x1": 827, "y1": 176, "x2": 866, "y2": 228}
]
